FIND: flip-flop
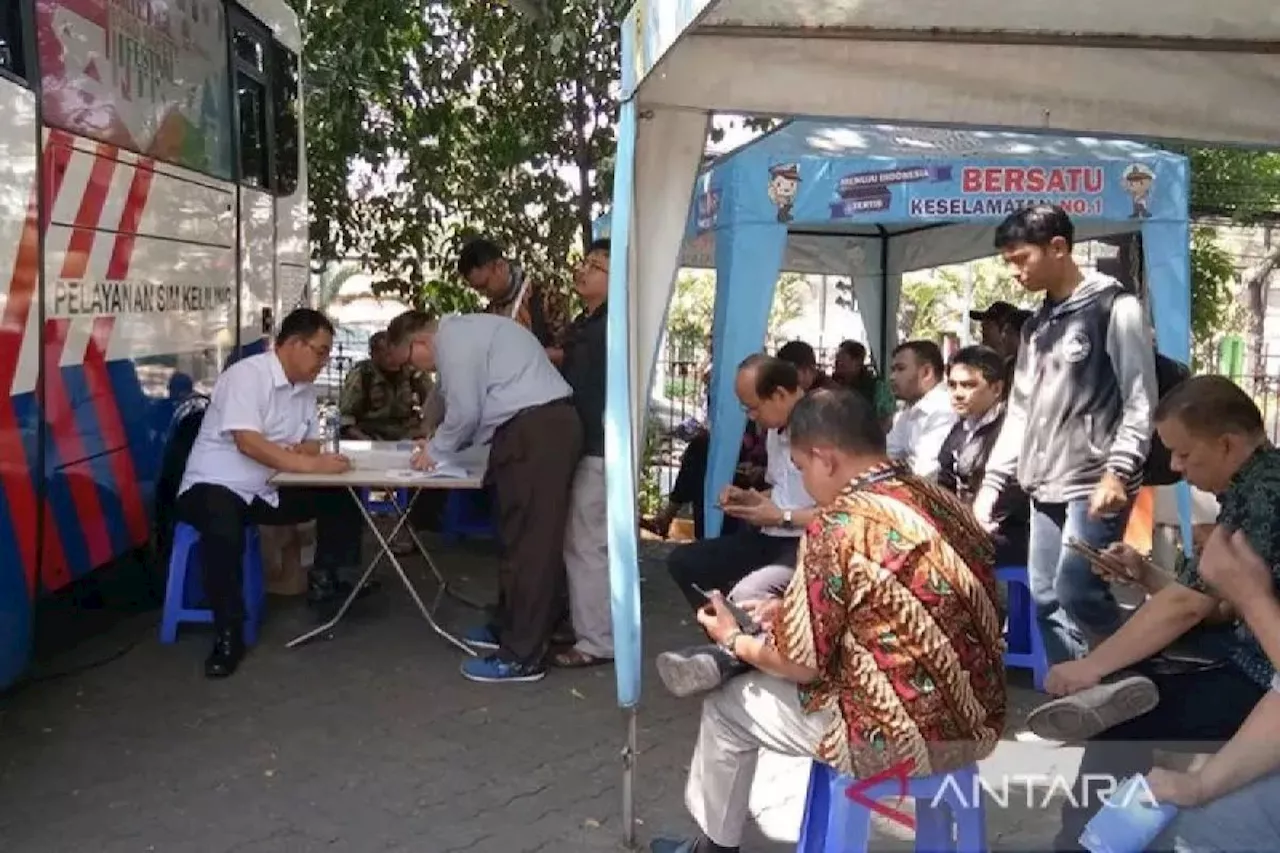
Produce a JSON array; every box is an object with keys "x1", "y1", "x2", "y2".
[
  {"x1": 550, "y1": 648, "x2": 612, "y2": 668},
  {"x1": 1026, "y1": 675, "x2": 1159, "y2": 742}
]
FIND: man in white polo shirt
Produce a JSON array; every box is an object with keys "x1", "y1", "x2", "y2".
[
  {"x1": 177, "y1": 308, "x2": 364, "y2": 679},
  {"x1": 667, "y1": 354, "x2": 817, "y2": 610},
  {"x1": 886, "y1": 339, "x2": 956, "y2": 480}
]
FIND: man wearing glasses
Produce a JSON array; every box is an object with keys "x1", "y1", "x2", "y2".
[
  {"x1": 458, "y1": 237, "x2": 571, "y2": 366},
  {"x1": 176, "y1": 308, "x2": 366, "y2": 679},
  {"x1": 389, "y1": 308, "x2": 581, "y2": 684}
]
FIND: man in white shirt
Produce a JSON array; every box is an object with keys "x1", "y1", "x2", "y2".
[
  {"x1": 389, "y1": 309, "x2": 581, "y2": 685},
  {"x1": 177, "y1": 309, "x2": 364, "y2": 679},
  {"x1": 666, "y1": 355, "x2": 817, "y2": 611},
  {"x1": 886, "y1": 340, "x2": 956, "y2": 480}
]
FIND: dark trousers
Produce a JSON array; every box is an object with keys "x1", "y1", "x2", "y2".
[
  {"x1": 487, "y1": 401, "x2": 582, "y2": 665},
  {"x1": 669, "y1": 431, "x2": 746, "y2": 540},
  {"x1": 668, "y1": 527, "x2": 800, "y2": 610},
  {"x1": 1056, "y1": 663, "x2": 1267, "y2": 849},
  {"x1": 176, "y1": 483, "x2": 363, "y2": 630}
]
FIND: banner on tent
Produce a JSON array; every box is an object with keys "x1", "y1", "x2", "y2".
[{"x1": 733, "y1": 158, "x2": 1177, "y2": 227}]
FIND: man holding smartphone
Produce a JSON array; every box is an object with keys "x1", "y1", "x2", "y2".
[{"x1": 665, "y1": 354, "x2": 817, "y2": 609}]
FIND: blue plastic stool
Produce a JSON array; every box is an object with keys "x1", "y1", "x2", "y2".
[
  {"x1": 997, "y1": 565, "x2": 1049, "y2": 691},
  {"x1": 360, "y1": 488, "x2": 409, "y2": 516},
  {"x1": 798, "y1": 760, "x2": 988, "y2": 853},
  {"x1": 160, "y1": 522, "x2": 266, "y2": 645},
  {"x1": 441, "y1": 489, "x2": 496, "y2": 543}
]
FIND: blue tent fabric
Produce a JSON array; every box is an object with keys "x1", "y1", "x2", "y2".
[{"x1": 602, "y1": 119, "x2": 1192, "y2": 713}]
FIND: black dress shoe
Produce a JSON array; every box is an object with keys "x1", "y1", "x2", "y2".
[
  {"x1": 306, "y1": 577, "x2": 381, "y2": 621},
  {"x1": 655, "y1": 644, "x2": 750, "y2": 698},
  {"x1": 205, "y1": 627, "x2": 245, "y2": 679}
]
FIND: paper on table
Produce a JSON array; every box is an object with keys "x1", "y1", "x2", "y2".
[{"x1": 385, "y1": 464, "x2": 470, "y2": 480}]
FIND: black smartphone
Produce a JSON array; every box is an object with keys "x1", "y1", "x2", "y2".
[{"x1": 691, "y1": 584, "x2": 757, "y2": 633}]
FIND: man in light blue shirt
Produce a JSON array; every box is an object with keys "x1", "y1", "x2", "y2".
[
  {"x1": 177, "y1": 309, "x2": 365, "y2": 679},
  {"x1": 389, "y1": 310, "x2": 581, "y2": 684}
]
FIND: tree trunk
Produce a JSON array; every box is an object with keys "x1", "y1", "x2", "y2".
[
  {"x1": 1245, "y1": 231, "x2": 1280, "y2": 378},
  {"x1": 572, "y1": 57, "x2": 593, "y2": 253}
]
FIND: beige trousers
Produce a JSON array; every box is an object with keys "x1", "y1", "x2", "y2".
[
  {"x1": 686, "y1": 672, "x2": 836, "y2": 847},
  {"x1": 563, "y1": 456, "x2": 612, "y2": 658}
]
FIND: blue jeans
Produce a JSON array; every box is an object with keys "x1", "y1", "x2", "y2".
[
  {"x1": 1028, "y1": 499, "x2": 1128, "y2": 664},
  {"x1": 1166, "y1": 768, "x2": 1280, "y2": 851}
]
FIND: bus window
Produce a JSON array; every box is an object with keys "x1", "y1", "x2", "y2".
[
  {"x1": 231, "y1": 16, "x2": 272, "y2": 190},
  {"x1": 236, "y1": 75, "x2": 270, "y2": 188},
  {"x1": 271, "y1": 42, "x2": 299, "y2": 196},
  {"x1": 1, "y1": 0, "x2": 26, "y2": 81}
]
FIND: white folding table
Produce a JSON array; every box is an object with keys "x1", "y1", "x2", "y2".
[{"x1": 270, "y1": 460, "x2": 487, "y2": 655}]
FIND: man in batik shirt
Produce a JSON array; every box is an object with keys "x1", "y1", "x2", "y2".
[
  {"x1": 651, "y1": 388, "x2": 1006, "y2": 853},
  {"x1": 458, "y1": 237, "x2": 571, "y2": 366}
]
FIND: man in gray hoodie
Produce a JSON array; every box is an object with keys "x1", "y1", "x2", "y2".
[{"x1": 975, "y1": 205, "x2": 1158, "y2": 665}]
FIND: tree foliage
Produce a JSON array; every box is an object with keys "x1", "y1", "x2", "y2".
[{"x1": 293, "y1": 0, "x2": 619, "y2": 310}]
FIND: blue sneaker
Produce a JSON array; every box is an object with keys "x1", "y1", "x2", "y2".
[
  {"x1": 462, "y1": 624, "x2": 500, "y2": 651},
  {"x1": 649, "y1": 839, "x2": 697, "y2": 853},
  {"x1": 460, "y1": 655, "x2": 546, "y2": 683}
]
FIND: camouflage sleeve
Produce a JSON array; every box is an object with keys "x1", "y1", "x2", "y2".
[
  {"x1": 543, "y1": 288, "x2": 573, "y2": 347},
  {"x1": 338, "y1": 364, "x2": 365, "y2": 426}
]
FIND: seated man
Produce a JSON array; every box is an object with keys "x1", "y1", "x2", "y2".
[
  {"x1": 390, "y1": 309, "x2": 581, "y2": 684},
  {"x1": 938, "y1": 345, "x2": 1030, "y2": 566},
  {"x1": 776, "y1": 340, "x2": 833, "y2": 391},
  {"x1": 886, "y1": 340, "x2": 956, "y2": 479},
  {"x1": 339, "y1": 330, "x2": 437, "y2": 441},
  {"x1": 1025, "y1": 376, "x2": 1278, "y2": 849},
  {"x1": 666, "y1": 355, "x2": 817, "y2": 611},
  {"x1": 651, "y1": 388, "x2": 1006, "y2": 853},
  {"x1": 176, "y1": 309, "x2": 365, "y2": 679},
  {"x1": 1147, "y1": 530, "x2": 1280, "y2": 853}
]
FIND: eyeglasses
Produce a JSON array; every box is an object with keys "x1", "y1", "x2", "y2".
[{"x1": 304, "y1": 341, "x2": 331, "y2": 361}]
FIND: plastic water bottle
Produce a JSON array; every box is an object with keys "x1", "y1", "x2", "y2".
[{"x1": 326, "y1": 411, "x2": 341, "y2": 453}]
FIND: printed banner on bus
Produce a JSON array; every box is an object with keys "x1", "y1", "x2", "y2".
[{"x1": 36, "y1": 0, "x2": 233, "y2": 179}]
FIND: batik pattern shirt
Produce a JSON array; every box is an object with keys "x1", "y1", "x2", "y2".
[
  {"x1": 772, "y1": 463, "x2": 1006, "y2": 778},
  {"x1": 1176, "y1": 444, "x2": 1280, "y2": 689}
]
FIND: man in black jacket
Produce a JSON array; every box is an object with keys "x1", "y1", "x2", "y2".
[{"x1": 939, "y1": 345, "x2": 1029, "y2": 567}]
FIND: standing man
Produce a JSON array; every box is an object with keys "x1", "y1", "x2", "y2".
[
  {"x1": 551, "y1": 238, "x2": 612, "y2": 669},
  {"x1": 885, "y1": 340, "x2": 956, "y2": 480},
  {"x1": 339, "y1": 331, "x2": 436, "y2": 441},
  {"x1": 177, "y1": 308, "x2": 365, "y2": 679},
  {"x1": 976, "y1": 204, "x2": 1158, "y2": 665},
  {"x1": 665, "y1": 355, "x2": 817, "y2": 609},
  {"x1": 458, "y1": 237, "x2": 571, "y2": 366},
  {"x1": 389, "y1": 309, "x2": 581, "y2": 684}
]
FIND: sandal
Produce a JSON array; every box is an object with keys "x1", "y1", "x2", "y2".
[{"x1": 550, "y1": 648, "x2": 612, "y2": 668}]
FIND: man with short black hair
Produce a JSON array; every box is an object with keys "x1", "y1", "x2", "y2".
[
  {"x1": 177, "y1": 308, "x2": 365, "y2": 679},
  {"x1": 339, "y1": 330, "x2": 436, "y2": 441},
  {"x1": 389, "y1": 308, "x2": 581, "y2": 683},
  {"x1": 886, "y1": 339, "x2": 955, "y2": 479},
  {"x1": 977, "y1": 204, "x2": 1158, "y2": 666},
  {"x1": 651, "y1": 387, "x2": 1005, "y2": 853},
  {"x1": 665, "y1": 354, "x2": 817, "y2": 610},
  {"x1": 457, "y1": 237, "x2": 570, "y2": 365},
  {"x1": 775, "y1": 340, "x2": 831, "y2": 391},
  {"x1": 939, "y1": 345, "x2": 1030, "y2": 566}
]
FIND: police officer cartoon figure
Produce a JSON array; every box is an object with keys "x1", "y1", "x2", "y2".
[
  {"x1": 767, "y1": 162, "x2": 801, "y2": 223},
  {"x1": 1123, "y1": 164, "x2": 1155, "y2": 219}
]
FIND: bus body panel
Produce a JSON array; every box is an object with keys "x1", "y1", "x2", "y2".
[
  {"x1": 0, "y1": 77, "x2": 42, "y2": 688},
  {"x1": 0, "y1": 0, "x2": 306, "y2": 689}
]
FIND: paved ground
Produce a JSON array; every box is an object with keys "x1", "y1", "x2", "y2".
[{"x1": 0, "y1": 536, "x2": 1071, "y2": 852}]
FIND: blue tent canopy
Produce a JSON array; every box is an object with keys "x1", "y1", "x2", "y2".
[{"x1": 598, "y1": 119, "x2": 1191, "y2": 711}]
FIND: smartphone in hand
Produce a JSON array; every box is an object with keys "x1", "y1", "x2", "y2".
[{"x1": 691, "y1": 584, "x2": 758, "y2": 633}]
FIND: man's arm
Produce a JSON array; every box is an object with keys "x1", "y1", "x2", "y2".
[
  {"x1": 338, "y1": 365, "x2": 369, "y2": 437},
  {"x1": 1103, "y1": 294, "x2": 1157, "y2": 480},
  {"x1": 1189, "y1": 690, "x2": 1280, "y2": 802},
  {"x1": 732, "y1": 634, "x2": 821, "y2": 683},
  {"x1": 425, "y1": 326, "x2": 483, "y2": 459},
  {"x1": 909, "y1": 407, "x2": 956, "y2": 480},
  {"x1": 215, "y1": 371, "x2": 317, "y2": 474},
  {"x1": 1084, "y1": 582, "x2": 1219, "y2": 677}
]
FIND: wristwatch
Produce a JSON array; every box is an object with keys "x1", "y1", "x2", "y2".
[{"x1": 781, "y1": 509, "x2": 794, "y2": 530}]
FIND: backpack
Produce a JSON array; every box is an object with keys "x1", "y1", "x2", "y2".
[
  {"x1": 1097, "y1": 288, "x2": 1189, "y2": 487},
  {"x1": 1145, "y1": 352, "x2": 1191, "y2": 486},
  {"x1": 153, "y1": 395, "x2": 210, "y2": 563}
]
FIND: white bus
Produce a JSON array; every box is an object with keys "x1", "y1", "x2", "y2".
[{"x1": 0, "y1": 0, "x2": 307, "y2": 688}]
